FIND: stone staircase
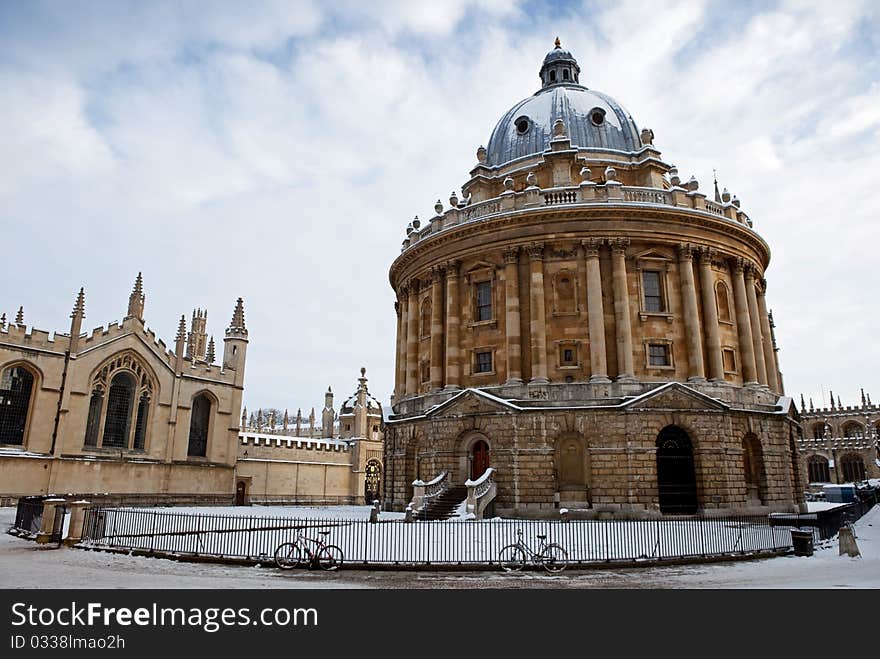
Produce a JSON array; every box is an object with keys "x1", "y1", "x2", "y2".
[{"x1": 415, "y1": 485, "x2": 468, "y2": 521}]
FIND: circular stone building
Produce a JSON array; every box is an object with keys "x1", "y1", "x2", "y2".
[{"x1": 384, "y1": 41, "x2": 805, "y2": 518}]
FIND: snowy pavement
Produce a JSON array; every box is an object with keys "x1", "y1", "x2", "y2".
[{"x1": 1, "y1": 506, "x2": 878, "y2": 588}]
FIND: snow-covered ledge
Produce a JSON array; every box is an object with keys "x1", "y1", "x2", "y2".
[
  {"x1": 465, "y1": 468, "x2": 496, "y2": 520},
  {"x1": 410, "y1": 471, "x2": 449, "y2": 512}
]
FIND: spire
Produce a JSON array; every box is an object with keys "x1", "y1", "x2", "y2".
[
  {"x1": 830, "y1": 391, "x2": 835, "y2": 410},
  {"x1": 283, "y1": 409, "x2": 289, "y2": 432},
  {"x1": 226, "y1": 297, "x2": 248, "y2": 339},
  {"x1": 175, "y1": 315, "x2": 187, "y2": 357},
  {"x1": 127, "y1": 272, "x2": 145, "y2": 321},
  {"x1": 206, "y1": 336, "x2": 215, "y2": 363},
  {"x1": 800, "y1": 394, "x2": 806, "y2": 413},
  {"x1": 241, "y1": 406, "x2": 248, "y2": 428},
  {"x1": 713, "y1": 169, "x2": 721, "y2": 203},
  {"x1": 837, "y1": 395, "x2": 842, "y2": 409},
  {"x1": 809, "y1": 397, "x2": 814, "y2": 412},
  {"x1": 71, "y1": 287, "x2": 85, "y2": 320},
  {"x1": 69, "y1": 287, "x2": 86, "y2": 352},
  {"x1": 0, "y1": 313, "x2": 6, "y2": 331},
  {"x1": 861, "y1": 388, "x2": 866, "y2": 408},
  {"x1": 15, "y1": 306, "x2": 24, "y2": 326}
]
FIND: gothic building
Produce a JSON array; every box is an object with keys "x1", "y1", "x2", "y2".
[
  {"x1": 0, "y1": 275, "x2": 247, "y2": 502},
  {"x1": 797, "y1": 391, "x2": 880, "y2": 489},
  {"x1": 384, "y1": 40, "x2": 805, "y2": 517}
]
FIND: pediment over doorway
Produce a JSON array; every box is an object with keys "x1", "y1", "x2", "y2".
[
  {"x1": 622, "y1": 382, "x2": 729, "y2": 412},
  {"x1": 425, "y1": 389, "x2": 519, "y2": 418}
]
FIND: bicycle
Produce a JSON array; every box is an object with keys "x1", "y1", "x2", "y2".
[
  {"x1": 274, "y1": 529, "x2": 344, "y2": 571},
  {"x1": 498, "y1": 529, "x2": 569, "y2": 574}
]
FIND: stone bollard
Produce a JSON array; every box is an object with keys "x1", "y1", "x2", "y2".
[
  {"x1": 35, "y1": 498, "x2": 67, "y2": 545},
  {"x1": 63, "y1": 500, "x2": 92, "y2": 546},
  {"x1": 369, "y1": 500, "x2": 380, "y2": 524},
  {"x1": 404, "y1": 504, "x2": 414, "y2": 523},
  {"x1": 839, "y1": 525, "x2": 861, "y2": 558}
]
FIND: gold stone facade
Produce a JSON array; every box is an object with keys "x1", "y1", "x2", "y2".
[{"x1": 384, "y1": 42, "x2": 804, "y2": 517}]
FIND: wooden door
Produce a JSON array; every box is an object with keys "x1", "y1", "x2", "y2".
[{"x1": 471, "y1": 440, "x2": 490, "y2": 480}]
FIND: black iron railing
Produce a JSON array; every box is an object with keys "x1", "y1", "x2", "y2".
[
  {"x1": 12, "y1": 496, "x2": 45, "y2": 535},
  {"x1": 770, "y1": 489, "x2": 879, "y2": 540},
  {"x1": 79, "y1": 507, "x2": 814, "y2": 566}
]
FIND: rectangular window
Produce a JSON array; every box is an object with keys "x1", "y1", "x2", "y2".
[
  {"x1": 475, "y1": 281, "x2": 492, "y2": 321},
  {"x1": 475, "y1": 351, "x2": 493, "y2": 373},
  {"x1": 561, "y1": 347, "x2": 576, "y2": 366},
  {"x1": 648, "y1": 344, "x2": 670, "y2": 366},
  {"x1": 722, "y1": 349, "x2": 736, "y2": 372},
  {"x1": 642, "y1": 271, "x2": 664, "y2": 312}
]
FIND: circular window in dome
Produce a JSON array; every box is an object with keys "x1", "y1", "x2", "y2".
[
  {"x1": 590, "y1": 108, "x2": 606, "y2": 126},
  {"x1": 514, "y1": 116, "x2": 531, "y2": 135}
]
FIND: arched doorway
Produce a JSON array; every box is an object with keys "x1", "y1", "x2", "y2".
[
  {"x1": 471, "y1": 440, "x2": 490, "y2": 480},
  {"x1": 656, "y1": 426, "x2": 698, "y2": 514},
  {"x1": 235, "y1": 481, "x2": 247, "y2": 506},
  {"x1": 364, "y1": 459, "x2": 382, "y2": 504}
]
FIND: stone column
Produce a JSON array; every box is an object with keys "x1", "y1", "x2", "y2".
[
  {"x1": 757, "y1": 279, "x2": 780, "y2": 393},
  {"x1": 697, "y1": 248, "x2": 724, "y2": 381},
  {"x1": 610, "y1": 238, "x2": 634, "y2": 381},
  {"x1": 405, "y1": 280, "x2": 419, "y2": 395},
  {"x1": 394, "y1": 298, "x2": 404, "y2": 399},
  {"x1": 676, "y1": 243, "x2": 705, "y2": 381},
  {"x1": 503, "y1": 246, "x2": 523, "y2": 384},
  {"x1": 429, "y1": 267, "x2": 444, "y2": 391},
  {"x1": 731, "y1": 258, "x2": 758, "y2": 386},
  {"x1": 527, "y1": 242, "x2": 549, "y2": 384},
  {"x1": 444, "y1": 261, "x2": 461, "y2": 390},
  {"x1": 63, "y1": 500, "x2": 91, "y2": 546},
  {"x1": 745, "y1": 265, "x2": 768, "y2": 386},
  {"x1": 582, "y1": 239, "x2": 609, "y2": 382}
]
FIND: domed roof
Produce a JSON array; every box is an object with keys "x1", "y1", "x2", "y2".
[{"x1": 485, "y1": 42, "x2": 642, "y2": 168}]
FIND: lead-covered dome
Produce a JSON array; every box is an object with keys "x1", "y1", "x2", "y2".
[{"x1": 485, "y1": 40, "x2": 642, "y2": 167}]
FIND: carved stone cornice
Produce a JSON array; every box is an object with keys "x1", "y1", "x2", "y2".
[
  {"x1": 581, "y1": 238, "x2": 602, "y2": 258},
  {"x1": 502, "y1": 246, "x2": 520, "y2": 264},
  {"x1": 526, "y1": 242, "x2": 545, "y2": 261}
]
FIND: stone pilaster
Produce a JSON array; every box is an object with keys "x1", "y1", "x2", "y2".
[
  {"x1": 527, "y1": 242, "x2": 549, "y2": 384},
  {"x1": 429, "y1": 267, "x2": 444, "y2": 391},
  {"x1": 677, "y1": 243, "x2": 705, "y2": 381},
  {"x1": 731, "y1": 258, "x2": 758, "y2": 386},
  {"x1": 610, "y1": 238, "x2": 634, "y2": 381},
  {"x1": 582, "y1": 239, "x2": 609, "y2": 382},
  {"x1": 745, "y1": 265, "x2": 768, "y2": 386},
  {"x1": 394, "y1": 297, "x2": 404, "y2": 399},
  {"x1": 697, "y1": 247, "x2": 724, "y2": 381},
  {"x1": 503, "y1": 246, "x2": 523, "y2": 384},
  {"x1": 405, "y1": 280, "x2": 419, "y2": 395},
  {"x1": 757, "y1": 278, "x2": 780, "y2": 393},
  {"x1": 444, "y1": 260, "x2": 461, "y2": 390}
]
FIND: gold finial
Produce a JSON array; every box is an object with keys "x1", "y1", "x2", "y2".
[{"x1": 554, "y1": 36, "x2": 561, "y2": 48}]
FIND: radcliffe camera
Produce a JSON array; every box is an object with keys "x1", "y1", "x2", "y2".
[{"x1": 1, "y1": 0, "x2": 878, "y2": 624}]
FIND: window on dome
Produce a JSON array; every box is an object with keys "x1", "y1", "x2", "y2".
[
  {"x1": 515, "y1": 116, "x2": 530, "y2": 135},
  {"x1": 590, "y1": 108, "x2": 606, "y2": 126},
  {"x1": 549, "y1": 70, "x2": 556, "y2": 82},
  {"x1": 563, "y1": 69, "x2": 570, "y2": 80}
]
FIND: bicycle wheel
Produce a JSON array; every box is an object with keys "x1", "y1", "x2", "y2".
[
  {"x1": 498, "y1": 544, "x2": 527, "y2": 572},
  {"x1": 540, "y1": 543, "x2": 569, "y2": 574},
  {"x1": 316, "y1": 545, "x2": 344, "y2": 571},
  {"x1": 274, "y1": 542, "x2": 303, "y2": 570}
]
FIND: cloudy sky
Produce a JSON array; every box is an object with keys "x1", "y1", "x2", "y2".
[{"x1": 1, "y1": 0, "x2": 878, "y2": 414}]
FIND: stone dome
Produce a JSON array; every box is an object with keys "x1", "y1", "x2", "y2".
[{"x1": 485, "y1": 41, "x2": 642, "y2": 167}]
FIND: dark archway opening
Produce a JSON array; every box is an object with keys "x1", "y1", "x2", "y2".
[
  {"x1": 656, "y1": 426, "x2": 698, "y2": 514},
  {"x1": 471, "y1": 440, "x2": 490, "y2": 480}
]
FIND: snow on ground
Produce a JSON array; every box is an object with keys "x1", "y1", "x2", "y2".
[
  {"x1": 3, "y1": 506, "x2": 879, "y2": 588},
  {"x1": 805, "y1": 501, "x2": 849, "y2": 512}
]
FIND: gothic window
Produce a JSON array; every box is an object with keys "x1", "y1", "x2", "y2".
[
  {"x1": 642, "y1": 271, "x2": 664, "y2": 312},
  {"x1": 842, "y1": 422, "x2": 864, "y2": 440},
  {"x1": 84, "y1": 352, "x2": 154, "y2": 450},
  {"x1": 716, "y1": 282, "x2": 732, "y2": 322},
  {"x1": 812, "y1": 423, "x2": 825, "y2": 440},
  {"x1": 807, "y1": 455, "x2": 830, "y2": 483},
  {"x1": 0, "y1": 365, "x2": 34, "y2": 446},
  {"x1": 187, "y1": 394, "x2": 212, "y2": 457},
  {"x1": 420, "y1": 298, "x2": 431, "y2": 338},
  {"x1": 840, "y1": 454, "x2": 866, "y2": 483},
  {"x1": 102, "y1": 372, "x2": 135, "y2": 448},
  {"x1": 475, "y1": 281, "x2": 492, "y2": 321}
]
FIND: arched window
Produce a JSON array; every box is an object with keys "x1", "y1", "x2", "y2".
[
  {"x1": 812, "y1": 423, "x2": 825, "y2": 440},
  {"x1": 364, "y1": 459, "x2": 382, "y2": 503},
  {"x1": 84, "y1": 352, "x2": 154, "y2": 451},
  {"x1": 188, "y1": 394, "x2": 212, "y2": 457},
  {"x1": 549, "y1": 70, "x2": 557, "y2": 82},
  {"x1": 563, "y1": 69, "x2": 570, "y2": 80},
  {"x1": 554, "y1": 271, "x2": 576, "y2": 314},
  {"x1": 102, "y1": 372, "x2": 135, "y2": 448},
  {"x1": 0, "y1": 365, "x2": 35, "y2": 445},
  {"x1": 420, "y1": 298, "x2": 431, "y2": 338},
  {"x1": 716, "y1": 282, "x2": 731, "y2": 322},
  {"x1": 807, "y1": 455, "x2": 830, "y2": 483},
  {"x1": 840, "y1": 454, "x2": 866, "y2": 482},
  {"x1": 842, "y1": 422, "x2": 864, "y2": 440}
]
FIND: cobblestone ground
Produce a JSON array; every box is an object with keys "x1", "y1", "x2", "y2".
[{"x1": 2, "y1": 508, "x2": 877, "y2": 589}]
